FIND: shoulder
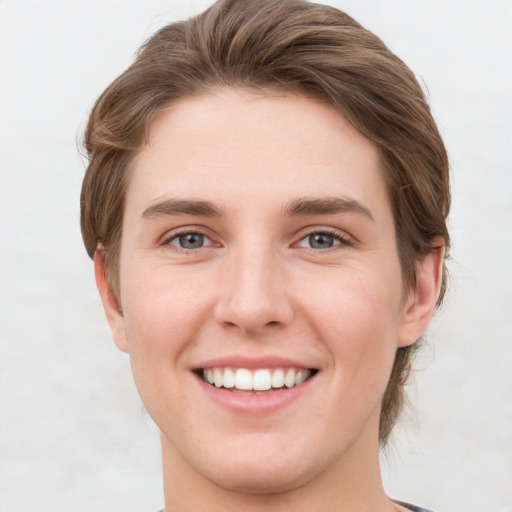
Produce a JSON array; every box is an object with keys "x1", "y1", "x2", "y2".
[{"x1": 395, "y1": 501, "x2": 435, "y2": 512}]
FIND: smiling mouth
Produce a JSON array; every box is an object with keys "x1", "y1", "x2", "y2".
[{"x1": 198, "y1": 367, "x2": 318, "y2": 393}]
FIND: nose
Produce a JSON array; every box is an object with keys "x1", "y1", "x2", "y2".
[{"x1": 213, "y1": 246, "x2": 294, "y2": 336}]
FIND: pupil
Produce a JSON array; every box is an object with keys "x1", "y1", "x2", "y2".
[
  {"x1": 179, "y1": 233, "x2": 204, "y2": 249},
  {"x1": 309, "y1": 233, "x2": 333, "y2": 249}
]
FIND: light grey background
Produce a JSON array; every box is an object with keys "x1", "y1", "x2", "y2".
[{"x1": 0, "y1": 1, "x2": 511, "y2": 511}]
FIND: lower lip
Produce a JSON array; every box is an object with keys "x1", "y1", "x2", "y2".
[{"x1": 193, "y1": 373, "x2": 316, "y2": 414}]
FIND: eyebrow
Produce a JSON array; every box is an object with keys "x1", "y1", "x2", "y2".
[
  {"x1": 141, "y1": 196, "x2": 374, "y2": 221},
  {"x1": 142, "y1": 199, "x2": 223, "y2": 219},
  {"x1": 282, "y1": 196, "x2": 374, "y2": 221}
]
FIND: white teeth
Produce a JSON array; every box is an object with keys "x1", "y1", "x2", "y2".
[
  {"x1": 285, "y1": 368, "x2": 296, "y2": 388},
  {"x1": 295, "y1": 369, "x2": 311, "y2": 385},
  {"x1": 223, "y1": 368, "x2": 235, "y2": 388},
  {"x1": 271, "y1": 369, "x2": 285, "y2": 388},
  {"x1": 201, "y1": 367, "x2": 313, "y2": 391},
  {"x1": 253, "y1": 369, "x2": 272, "y2": 391},
  {"x1": 214, "y1": 368, "x2": 223, "y2": 388},
  {"x1": 235, "y1": 368, "x2": 253, "y2": 390}
]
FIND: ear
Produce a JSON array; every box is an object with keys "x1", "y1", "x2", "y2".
[
  {"x1": 397, "y1": 239, "x2": 445, "y2": 348},
  {"x1": 94, "y1": 246, "x2": 130, "y2": 354}
]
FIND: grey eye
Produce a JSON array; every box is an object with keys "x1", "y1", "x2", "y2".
[
  {"x1": 176, "y1": 233, "x2": 205, "y2": 249},
  {"x1": 308, "y1": 233, "x2": 335, "y2": 249}
]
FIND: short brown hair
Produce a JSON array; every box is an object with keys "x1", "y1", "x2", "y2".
[{"x1": 80, "y1": 0, "x2": 450, "y2": 444}]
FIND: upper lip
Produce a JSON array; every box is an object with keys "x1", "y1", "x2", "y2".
[{"x1": 194, "y1": 355, "x2": 316, "y2": 370}]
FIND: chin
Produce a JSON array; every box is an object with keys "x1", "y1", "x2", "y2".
[
  {"x1": 205, "y1": 460, "x2": 314, "y2": 495},
  {"x1": 186, "y1": 437, "x2": 332, "y2": 496}
]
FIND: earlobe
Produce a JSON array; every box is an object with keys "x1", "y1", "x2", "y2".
[
  {"x1": 397, "y1": 240, "x2": 445, "y2": 348},
  {"x1": 94, "y1": 246, "x2": 130, "y2": 354}
]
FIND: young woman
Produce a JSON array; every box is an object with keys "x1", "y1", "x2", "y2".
[{"x1": 80, "y1": 1, "x2": 450, "y2": 510}]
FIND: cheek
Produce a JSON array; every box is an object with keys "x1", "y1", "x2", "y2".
[
  {"x1": 119, "y1": 266, "x2": 213, "y2": 421},
  {"x1": 298, "y1": 266, "x2": 402, "y2": 374},
  {"x1": 121, "y1": 264, "x2": 214, "y2": 355}
]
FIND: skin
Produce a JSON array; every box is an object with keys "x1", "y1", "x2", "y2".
[{"x1": 95, "y1": 90, "x2": 444, "y2": 512}]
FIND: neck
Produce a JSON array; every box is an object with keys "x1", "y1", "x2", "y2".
[{"x1": 160, "y1": 414, "x2": 397, "y2": 512}]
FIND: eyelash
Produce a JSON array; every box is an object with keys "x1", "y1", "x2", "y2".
[
  {"x1": 161, "y1": 229, "x2": 217, "y2": 251},
  {"x1": 295, "y1": 228, "x2": 354, "y2": 250},
  {"x1": 160, "y1": 227, "x2": 354, "y2": 252}
]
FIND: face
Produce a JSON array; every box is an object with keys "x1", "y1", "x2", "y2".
[{"x1": 98, "y1": 90, "x2": 435, "y2": 495}]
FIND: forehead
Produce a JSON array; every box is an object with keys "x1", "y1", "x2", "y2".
[{"x1": 127, "y1": 90, "x2": 388, "y2": 216}]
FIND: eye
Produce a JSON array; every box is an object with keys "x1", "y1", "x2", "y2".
[
  {"x1": 296, "y1": 230, "x2": 352, "y2": 250},
  {"x1": 167, "y1": 232, "x2": 212, "y2": 249}
]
